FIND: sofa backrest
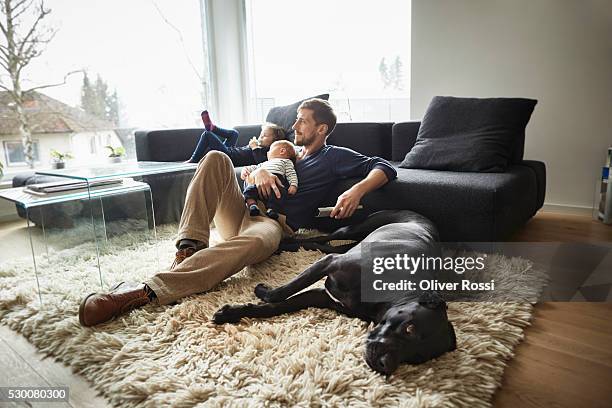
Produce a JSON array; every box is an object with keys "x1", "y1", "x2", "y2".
[
  {"x1": 135, "y1": 129, "x2": 202, "y2": 162},
  {"x1": 391, "y1": 121, "x2": 421, "y2": 161},
  {"x1": 136, "y1": 122, "x2": 397, "y2": 162},
  {"x1": 326, "y1": 122, "x2": 394, "y2": 160}
]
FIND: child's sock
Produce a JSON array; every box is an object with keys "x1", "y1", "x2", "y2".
[
  {"x1": 266, "y1": 209, "x2": 279, "y2": 220},
  {"x1": 201, "y1": 110, "x2": 215, "y2": 131},
  {"x1": 249, "y1": 204, "x2": 261, "y2": 216}
]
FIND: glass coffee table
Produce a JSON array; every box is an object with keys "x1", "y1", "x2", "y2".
[{"x1": 0, "y1": 161, "x2": 197, "y2": 304}]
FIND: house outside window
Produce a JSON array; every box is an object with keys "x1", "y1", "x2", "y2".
[
  {"x1": 3, "y1": 140, "x2": 41, "y2": 166},
  {"x1": 244, "y1": 0, "x2": 411, "y2": 123}
]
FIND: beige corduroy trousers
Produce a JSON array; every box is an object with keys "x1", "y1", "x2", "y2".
[{"x1": 145, "y1": 151, "x2": 292, "y2": 305}]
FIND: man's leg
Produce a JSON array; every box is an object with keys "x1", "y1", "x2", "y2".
[
  {"x1": 79, "y1": 151, "x2": 279, "y2": 325},
  {"x1": 176, "y1": 151, "x2": 245, "y2": 247},
  {"x1": 147, "y1": 213, "x2": 282, "y2": 305}
]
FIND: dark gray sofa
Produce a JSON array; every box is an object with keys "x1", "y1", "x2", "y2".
[{"x1": 134, "y1": 121, "x2": 545, "y2": 242}]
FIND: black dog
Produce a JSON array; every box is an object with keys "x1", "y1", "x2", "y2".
[{"x1": 213, "y1": 210, "x2": 457, "y2": 375}]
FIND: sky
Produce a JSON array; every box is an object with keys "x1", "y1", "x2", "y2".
[{"x1": 9, "y1": 0, "x2": 410, "y2": 128}]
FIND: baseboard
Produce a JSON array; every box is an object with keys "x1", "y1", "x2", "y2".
[{"x1": 542, "y1": 203, "x2": 593, "y2": 216}]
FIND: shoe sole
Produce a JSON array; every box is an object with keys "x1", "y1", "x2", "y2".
[{"x1": 78, "y1": 282, "x2": 125, "y2": 327}]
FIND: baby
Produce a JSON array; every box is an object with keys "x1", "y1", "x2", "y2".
[
  {"x1": 241, "y1": 140, "x2": 298, "y2": 220},
  {"x1": 186, "y1": 111, "x2": 285, "y2": 166}
]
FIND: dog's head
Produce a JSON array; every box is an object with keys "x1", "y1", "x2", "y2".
[{"x1": 364, "y1": 292, "x2": 456, "y2": 375}]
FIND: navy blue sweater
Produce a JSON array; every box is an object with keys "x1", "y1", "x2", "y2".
[{"x1": 282, "y1": 145, "x2": 397, "y2": 230}]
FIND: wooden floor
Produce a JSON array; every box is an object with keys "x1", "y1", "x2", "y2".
[
  {"x1": 494, "y1": 212, "x2": 612, "y2": 408},
  {"x1": 0, "y1": 211, "x2": 610, "y2": 407}
]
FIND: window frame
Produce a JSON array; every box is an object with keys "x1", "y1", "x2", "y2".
[{"x1": 3, "y1": 140, "x2": 41, "y2": 167}]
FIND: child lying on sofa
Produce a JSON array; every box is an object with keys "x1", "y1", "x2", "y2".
[
  {"x1": 241, "y1": 140, "x2": 298, "y2": 221},
  {"x1": 186, "y1": 110, "x2": 286, "y2": 166}
]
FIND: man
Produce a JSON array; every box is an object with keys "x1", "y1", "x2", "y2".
[{"x1": 79, "y1": 99, "x2": 397, "y2": 327}]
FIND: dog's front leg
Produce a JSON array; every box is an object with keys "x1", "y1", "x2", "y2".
[
  {"x1": 254, "y1": 254, "x2": 335, "y2": 303},
  {"x1": 212, "y1": 289, "x2": 335, "y2": 324}
]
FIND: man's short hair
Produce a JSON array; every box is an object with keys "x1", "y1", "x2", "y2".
[
  {"x1": 297, "y1": 98, "x2": 337, "y2": 136},
  {"x1": 261, "y1": 122, "x2": 286, "y2": 141}
]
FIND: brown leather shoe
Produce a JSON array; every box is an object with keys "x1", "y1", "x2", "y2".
[
  {"x1": 170, "y1": 247, "x2": 197, "y2": 270},
  {"x1": 79, "y1": 282, "x2": 151, "y2": 327}
]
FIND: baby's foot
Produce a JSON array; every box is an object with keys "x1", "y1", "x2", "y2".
[
  {"x1": 266, "y1": 209, "x2": 279, "y2": 220},
  {"x1": 201, "y1": 110, "x2": 215, "y2": 131},
  {"x1": 249, "y1": 204, "x2": 261, "y2": 216}
]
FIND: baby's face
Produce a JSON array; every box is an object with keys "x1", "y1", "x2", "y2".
[{"x1": 258, "y1": 129, "x2": 276, "y2": 147}]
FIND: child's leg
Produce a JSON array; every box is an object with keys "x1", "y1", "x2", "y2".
[
  {"x1": 188, "y1": 131, "x2": 230, "y2": 163},
  {"x1": 201, "y1": 110, "x2": 215, "y2": 131},
  {"x1": 212, "y1": 126, "x2": 240, "y2": 148}
]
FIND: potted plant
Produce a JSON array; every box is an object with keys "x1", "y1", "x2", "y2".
[
  {"x1": 50, "y1": 149, "x2": 73, "y2": 169},
  {"x1": 105, "y1": 145, "x2": 125, "y2": 163}
]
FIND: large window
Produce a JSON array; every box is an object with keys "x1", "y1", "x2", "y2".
[
  {"x1": 1, "y1": 0, "x2": 209, "y2": 180},
  {"x1": 245, "y1": 0, "x2": 411, "y2": 123}
]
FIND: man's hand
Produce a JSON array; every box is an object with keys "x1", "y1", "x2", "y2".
[
  {"x1": 288, "y1": 185, "x2": 298, "y2": 195},
  {"x1": 329, "y1": 186, "x2": 364, "y2": 219},
  {"x1": 248, "y1": 137, "x2": 259, "y2": 149},
  {"x1": 250, "y1": 168, "x2": 283, "y2": 199}
]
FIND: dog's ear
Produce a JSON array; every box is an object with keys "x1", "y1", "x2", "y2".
[{"x1": 418, "y1": 291, "x2": 445, "y2": 309}]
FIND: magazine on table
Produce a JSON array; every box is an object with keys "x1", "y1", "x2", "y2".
[{"x1": 23, "y1": 178, "x2": 124, "y2": 196}]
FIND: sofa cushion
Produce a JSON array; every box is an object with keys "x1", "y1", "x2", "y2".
[
  {"x1": 266, "y1": 94, "x2": 330, "y2": 141},
  {"x1": 327, "y1": 122, "x2": 393, "y2": 159},
  {"x1": 320, "y1": 164, "x2": 539, "y2": 241},
  {"x1": 400, "y1": 96, "x2": 537, "y2": 172}
]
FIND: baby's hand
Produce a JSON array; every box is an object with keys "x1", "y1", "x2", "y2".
[
  {"x1": 288, "y1": 185, "x2": 298, "y2": 195},
  {"x1": 240, "y1": 167, "x2": 250, "y2": 180},
  {"x1": 248, "y1": 137, "x2": 259, "y2": 149}
]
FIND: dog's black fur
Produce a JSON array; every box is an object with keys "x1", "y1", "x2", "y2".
[{"x1": 213, "y1": 210, "x2": 457, "y2": 375}]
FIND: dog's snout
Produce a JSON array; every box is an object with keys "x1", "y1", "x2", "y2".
[{"x1": 366, "y1": 352, "x2": 398, "y2": 375}]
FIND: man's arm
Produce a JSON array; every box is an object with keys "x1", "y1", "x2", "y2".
[{"x1": 329, "y1": 168, "x2": 390, "y2": 219}]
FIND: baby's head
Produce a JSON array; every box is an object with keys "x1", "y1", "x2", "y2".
[
  {"x1": 267, "y1": 140, "x2": 297, "y2": 162},
  {"x1": 258, "y1": 123, "x2": 286, "y2": 147}
]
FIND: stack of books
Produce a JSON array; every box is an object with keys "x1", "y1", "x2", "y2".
[
  {"x1": 597, "y1": 147, "x2": 612, "y2": 224},
  {"x1": 24, "y1": 178, "x2": 124, "y2": 196}
]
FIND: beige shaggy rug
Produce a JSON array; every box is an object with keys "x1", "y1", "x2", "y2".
[{"x1": 0, "y1": 222, "x2": 546, "y2": 407}]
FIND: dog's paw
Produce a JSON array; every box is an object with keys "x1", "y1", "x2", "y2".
[
  {"x1": 212, "y1": 304, "x2": 246, "y2": 324},
  {"x1": 254, "y1": 283, "x2": 275, "y2": 302}
]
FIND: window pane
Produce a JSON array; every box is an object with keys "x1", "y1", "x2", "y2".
[
  {"x1": 4, "y1": 141, "x2": 40, "y2": 165},
  {"x1": 246, "y1": 0, "x2": 411, "y2": 122}
]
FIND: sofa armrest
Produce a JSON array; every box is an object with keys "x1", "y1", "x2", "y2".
[{"x1": 521, "y1": 160, "x2": 546, "y2": 210}]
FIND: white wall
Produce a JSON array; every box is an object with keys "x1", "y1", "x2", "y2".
[{"x1": 411, "y1": 0, "x2": 612, "y2": 209}]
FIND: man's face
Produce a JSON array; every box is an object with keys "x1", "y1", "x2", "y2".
[{"x1": 292, "y1": 109, "x2": 325, "y2": 147}]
